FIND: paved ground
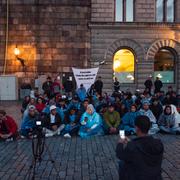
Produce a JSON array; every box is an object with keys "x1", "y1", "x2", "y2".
[{"x1": 0, "y1": 101, "x2": 180, "y2": 180}]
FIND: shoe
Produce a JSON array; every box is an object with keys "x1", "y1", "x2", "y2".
[
  {"x1": 45, "y1": 133, "x2": 53, "y2": 137},
  {"x1": 64, "y1": 133, "x2": 71, "y2": 138}
]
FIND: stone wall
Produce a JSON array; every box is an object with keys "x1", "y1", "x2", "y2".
[
  {"x1": 0, "y1": 0, "x2": 91, "y2": 84},
  {"x1": 90, "y1": 23, "x2": 180, "y2": 93},
  {"x1": 91, "y1": 0, "x2": 180, "y2": 23}
]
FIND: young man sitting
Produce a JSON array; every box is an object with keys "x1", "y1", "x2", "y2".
[
  {"x1": 103, "y1": 104, "x2": 121, "y2": 134},
  {"x1": 44, "y1": 105, "x2": 65, "y2": 137},
  {"x1": 0, "y1": 110, "x2": 18, "y2": 141},
  {"x1": 116, "y1": 115, "x2": 164, "y2": 180},
  {"x1": 20, "y1": 105, "x2": 38, "y2": 138}
]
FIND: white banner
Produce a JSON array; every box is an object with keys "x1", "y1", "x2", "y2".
[{"x1": 72, "y1": 67, "x2": 99, "y2": 90}]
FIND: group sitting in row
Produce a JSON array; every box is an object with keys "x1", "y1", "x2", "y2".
[{"x1": 1, "y1": 81, "x2": 180, "y2": 141}]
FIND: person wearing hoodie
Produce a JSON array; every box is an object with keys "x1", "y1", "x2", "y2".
[
  {"x1": 121, "y1": 104, "x2": 140, "y2": 135},
  {"x1": 158, "y1": 105, "x2": 180, "y2": 134},
  {"x1": 79, "y1": 104, "x2": 104, "y2": 138},
  {"x1": 139, "y1": 101, "x2": 159, "y2": 134},
  {"x1": 116, "y1": 115, "x2": 164, "y2": 180}
]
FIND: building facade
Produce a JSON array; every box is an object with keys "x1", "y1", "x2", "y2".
[
  {"x1": 90, "y1": 0, "x2": 180, "y2": 93},
  {"x1": 0, "y1": 0, "x2": 180, "y2": 93}
]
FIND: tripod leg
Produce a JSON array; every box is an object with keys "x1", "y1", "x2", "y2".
[{"x1": 44, "y1": 143, "x2": 61, "y2": 178}]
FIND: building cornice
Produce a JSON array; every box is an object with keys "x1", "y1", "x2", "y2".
[{"x1": 88, "y1": 22, "x2": 180, "y2": 30}]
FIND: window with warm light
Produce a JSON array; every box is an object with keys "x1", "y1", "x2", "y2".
[
  {"x1": 154, "y1": 48, "x2": 175, "y2": 83},
  {"x1": 113, "y1": 49, "x2": 135, "y2": 83}
]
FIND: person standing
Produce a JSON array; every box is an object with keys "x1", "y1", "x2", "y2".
[
  {"x1": 76, "y1": 84, "x2": 87, "y2": 102},
  {"x1": 114, "y1": 77, "x2": 120, "y2": 92},
  {"x1": 144, "y1": 76, "x2": 153, "y2": 94},
  {"x1": 116, "y1": 115, "x2": 164, "y2": 180},
  {"x1": 154, "y1": 77, "x2": 163, "y2": 94},
  {"x1": 94, "y1": 76, "x2": 103, "y2": 95},
  {"x1": 42, "y1": 76, "x2": 53, "y2": 98}
]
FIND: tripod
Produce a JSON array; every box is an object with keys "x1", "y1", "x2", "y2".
[{"x1": 26, "y1": 129, "x2": 61, "y2": 180}]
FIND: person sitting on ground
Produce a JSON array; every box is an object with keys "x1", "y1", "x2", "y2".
[
  {"x1": 150, "y1": 97, "x2": 163, "y2": 121},
  {"x1": 158, "y1": 105, "x2": 180, "y2": 134},
  {"x1": 0, "y1": 110, "x2": 18, "y2": 141},
  {"x1": 121, "y1": 104, "x2": 140, "y2": 135},
  {"x1": 21, "y1": 95, "x2": 30, "y2": 113},
  {"x1": 76, "y1": 84, "x2": 87, "y2": 102},
  {"x1": 63, "y1": 106, "x2": 80, "y2": 138},
  {"x1": 116, "y1": 115, "x2": 164, "y2": 180},
  {"x1": 35, "y1": 97, "x2": 46, "y2": 113},
  {"x1": 79, "y1": 104, "x2": 104, "y2": 138},
  {"x1": 78, "y1": 99, "x2": 89, "y2": 118},
  {"x1": 103, "y1": 104, "x2": 121, "y2": 134},
  {"x1": 122, "y1": 92, "x2": 134, "y2": 111},
  {"x1": 44, "y1": 105, "x2": 65, "y2": 137},
  {"x1": 20, "y1": 105, "x2": 38, "y2": 138},
  {"x1": 119, "y1": 103, "x2": 128, "y2": 118},
  {"x1": 68, "y1": 95, "x2": 81, "y2": 110},
  {"x1": 139, "y1": 101, "x2": 159, "y2": 134}
]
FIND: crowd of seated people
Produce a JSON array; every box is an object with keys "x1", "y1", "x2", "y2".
[{"x1": 1, "y1": 77, "x2": 180, "y2": 141}]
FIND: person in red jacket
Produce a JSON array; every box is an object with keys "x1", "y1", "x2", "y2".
[
  {"x1": 35, "y1": 97, "x2": 46, "y2": 113},
  {"x1": 0, "y1": 110, "x2": 18, "y2": 141}
]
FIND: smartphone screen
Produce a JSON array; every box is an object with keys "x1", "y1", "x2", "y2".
[
  {"x1": 119, "y1": 130, "x2": 125, "y2": 139},
  {"x1": 36, "y1": 121, "x2": 41, "y2": 126}
]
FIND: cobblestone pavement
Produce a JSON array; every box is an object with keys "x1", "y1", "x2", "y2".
[{"x1": 0, "y1": 101, "x2": 180, "y2": 180}]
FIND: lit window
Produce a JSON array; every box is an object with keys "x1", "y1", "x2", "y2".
[
  {"x1": 154, "y1": 48, "x2": 175, "y2": 83},
  {"x1": 113, "y1": 49, "x2": 135, "y2": 83},
  {"x1": 167, "y1": 0, "x2": 174, "y2": 22},
  {"x1": 115, "y1": 0, "x2": 134, "y2": 22}
]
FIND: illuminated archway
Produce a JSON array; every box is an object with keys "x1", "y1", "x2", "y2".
[{"x1": 113, "y1": 49, "x2": 135, "y2": 83}]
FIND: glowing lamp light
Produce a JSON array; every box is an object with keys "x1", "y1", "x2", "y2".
[
  {"x1": 14, "y1": 47, "x2": 20, "y2": 56},
  {"x1": 157, "y1": 73, "x2": 163, "y2": 79}
]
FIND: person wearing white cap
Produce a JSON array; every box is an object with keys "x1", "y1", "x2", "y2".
[
  {"x1": 20, "y1": 105, "x2": 38, "y2": 138},
  {"x1": 44, "y1": 105, "x2": 65, "y2": 137}
]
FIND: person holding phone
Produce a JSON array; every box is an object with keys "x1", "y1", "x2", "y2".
[
  {"x1": 116, "y1": 115, "x2": 164, "y2": 180},
  {"x1": 79, "y1": 104, "x2": 104, "y2": 138}
]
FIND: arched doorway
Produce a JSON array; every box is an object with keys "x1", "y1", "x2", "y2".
[
  {"x1": 154, "y1": 48, "x2": 175, "y2": 83},
  {"x1": 113, "y1": 49, "x2": 135, "y2": 83}
]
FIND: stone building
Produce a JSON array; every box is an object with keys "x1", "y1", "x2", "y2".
[
  {"x1": 0, "y1": 0, "x2": 180, "y2": 93},
  {"x1": 90, "y1": 0, "x2": 180, "y2": 93},
  {"x1": 0, "y1": 0, "x2": 91, "y2": 85}
]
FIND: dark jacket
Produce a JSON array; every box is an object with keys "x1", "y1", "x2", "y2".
[
  {"x1": 42, "y1": 81, "x2": 53, "y2": 93},
  {"x1": 116, "y1": 136, "x2": 164, "y2": 180},
  {"x1": 154, "y1": 80, "x2": 163, "y2": 93},
  {"x1": 94, "y1": 80, "x2": 103, "y2": 93},
  {"x1": 44, "y1": 113, "x2": 62, "y2": 130},
  {"x1": 144, "y1": 79, "x2": 153, "y2": 89},
  {"x1": 150, "y1": 103, "x2": 163, "y2": 120}
]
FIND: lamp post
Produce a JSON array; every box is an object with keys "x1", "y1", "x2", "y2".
[{"x1": 14, "y1": 46, "x2": 26, "y2": 72}]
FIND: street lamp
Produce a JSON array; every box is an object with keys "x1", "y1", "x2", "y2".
[{"x1": 14, "y1": 46, "x2": 25, "y2": 70}]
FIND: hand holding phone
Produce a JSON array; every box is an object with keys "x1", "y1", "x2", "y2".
[{"x1": 119, "y1": 130, "x2": 125, "y2": 139}]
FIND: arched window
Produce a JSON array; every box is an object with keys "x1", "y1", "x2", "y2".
[
  {"x1": 113, "y1": 49, "x2": 135, "y2": 83},
  {"x1": 156, "y1": 0, "x2": 175, "y2": 22},
  {"x1": 154, "y1": 48, "x2": 175, "y2": 83},
  {"x1": 115, "y1": 0, "x2": 134, "y2": 22}
]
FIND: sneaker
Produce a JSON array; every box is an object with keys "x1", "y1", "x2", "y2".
[
  {"x1": 45, "y1": 133, "x2": 53, "y2": 137},
  {"x1": 64, "y1": 133, "x2": 71, "y2": 138}
]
